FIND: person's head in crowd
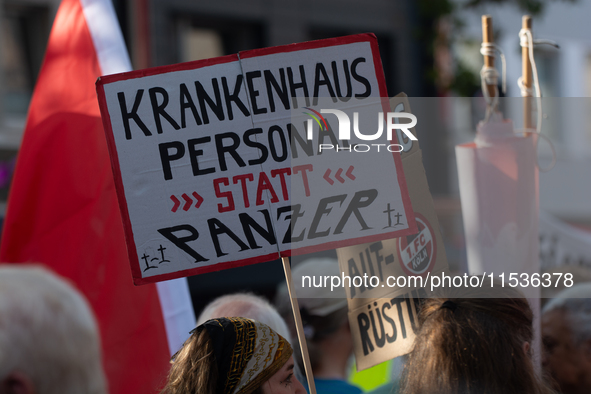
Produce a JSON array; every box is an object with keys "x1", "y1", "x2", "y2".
[
  {"x1": 400, "y1": 283, "x2": 553, "y2": 394},
  {"x1": 0, "y1": 265, "x2": 106, "y2": 394},
  {"x1": 276, "y1": 257, "x2": 361, "y2": 393},
  {"x1": 198, "y1": 292, "x2": 307, "y2": 389},
  {"x1": 542, "y1": 283, "x2": 591, "y2": 394},
  {"x1": 197, "y1": 292, "x2": 292, "y2": 344},
  {"x1": 161, "y1": 317, "x2": 305, "y2": 394},
  {"x1": 541, "y1": 267, "x2": 591, "y2": 305}
]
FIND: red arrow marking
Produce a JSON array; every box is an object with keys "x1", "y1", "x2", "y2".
[
  {"x1": 346, "y1": 165, "x2": 355, "y2": 180},
  {"x1": 182, "y1": 193, "x2": 192, "y2": 211},
  {"x1": 192, "y1": 192, "x2": 204, "y2": 208},
  {"x1": 323, "y1": 169, "x2": 334, "y2": 185},
  {"x1": 335, "y1": 168, "x2": 345, "y2": 183},
  {"x1": 170, "y1": 195, "x2": 181, "y2": 212}
]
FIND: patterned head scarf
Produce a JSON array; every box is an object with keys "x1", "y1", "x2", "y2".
[{"x1": 193, "y1": 317, "x2": 293, "y2": 394}]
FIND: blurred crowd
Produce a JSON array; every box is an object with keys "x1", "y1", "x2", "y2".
[{"x1": 1, "y1": 260, "x2": 590, "y2": 394}]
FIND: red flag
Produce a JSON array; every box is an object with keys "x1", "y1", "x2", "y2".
[{"x1": 0, "y1": 0, "x2": 194, "y2": 392}]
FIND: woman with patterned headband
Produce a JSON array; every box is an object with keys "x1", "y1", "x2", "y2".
[{"x1": 161, "y1": 316, "x2": 306, "y2": 394}]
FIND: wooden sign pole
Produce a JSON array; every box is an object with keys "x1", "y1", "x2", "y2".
[
  {"x1": 522, "y1": 15, "x2": 533, "y2": 129},
  {"x1": 482, "y1": 15, "x2": 496, "y2": 99},
  {"x1": 281, "y1": 256, "x2": 317, "y2": 394}
]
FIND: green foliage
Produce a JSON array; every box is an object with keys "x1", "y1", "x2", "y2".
[
  {"x1": 449, "y1": 61, "x2": 481, "y2": 97},
  {"x1": 416, "y1": 0, "x2": 577, "y2": 95},
  {"x1": 462, "y1": 0, "x2": 577, "y2": 16}
]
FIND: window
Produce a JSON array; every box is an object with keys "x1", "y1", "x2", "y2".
[
  {"x1": 0, "y1": 3, "x2": 50, "y2": 117},
  {"x1": 175, "y1": 15, "x2": 264, "y2": 62}
]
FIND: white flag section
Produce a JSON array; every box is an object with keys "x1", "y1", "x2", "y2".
[
  {"x1": 97, "y1": 34, "x2": 416, "y2": 285},
  {"x1": 83, "y1": 0, "x2": 195, "y2": 353},
  {"x1": 155, "y1": 278, "x2": 196, "y2": 354},
  {"x1": 456, "y1": 114, "x2": 539, "y2": 295}
]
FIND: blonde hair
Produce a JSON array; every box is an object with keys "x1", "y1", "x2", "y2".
[
  {"x1": 162, "y1": 329, "x2": 217, "y2": 394},
  {"x1": 161, "y1": 328, "x2": 265, "y2": 394}
]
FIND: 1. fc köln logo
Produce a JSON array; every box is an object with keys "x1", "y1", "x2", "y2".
[{"x1": 397, "y1": 213, "x2": 437, "y2": 277}]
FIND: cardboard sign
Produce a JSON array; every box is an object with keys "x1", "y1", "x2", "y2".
[
  {"x1": 337, "y1": 95, "x2": 449, "y2": 370},
  {"x1": 96, "y1": 34, "x2": 416, "y2": 284},
  {"x1": 348, "y1": 288, "x2": 426, "y2": 371}
]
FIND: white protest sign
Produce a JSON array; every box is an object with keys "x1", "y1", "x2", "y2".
[
  {"x1": 336, "y1": 96, "x2": 448, "y2": 370},
  {"x1": 97, "y1": 34, "x2": 416, "y2": 284},
  {"x1": 349, "y1": 288, "x2": 425, "y2": 371}
]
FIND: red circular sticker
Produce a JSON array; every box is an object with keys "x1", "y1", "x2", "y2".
[{"x1": 397, "y1": 213, "x2": 437, "y2": 277}]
